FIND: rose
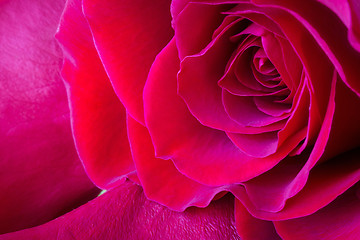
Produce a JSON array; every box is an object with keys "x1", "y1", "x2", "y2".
[
  {"x1": 55, "y1": 0, "x2": 360, "y2": 239},
  {"x1": 2, "y1": 0, "x2": 360, "y2": 240},
  {"x1": 56, "y1": 0, "x2": 360, "y2": 239},
  {"x1": 0, "y1": 0, "x2": 240, "y2": 239}
]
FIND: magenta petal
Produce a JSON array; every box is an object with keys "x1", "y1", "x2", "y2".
[
  {"x1": 0, "y1": 0, "x2": 97, "y2": 234},
  {"x1": 56, "y1": 0, "x2": 134, "y2": 189},
  {"x1": 348, "y1": 0, "x2": 360, "y2": 52},
  {"x1": 127, "y1": 115, "x2": 225, "y2": 211},
  {"x1": 0, "y1": 182, "x2": 241, "y2": 240},
  {"x1": 82, "y1": 0, "x2": 173, "y2": 123},
  {"x1": 234, "y1": 147, "x2": 360, "y2": 221},
  {"x1": 227, "y1": 131, "x2": 278, "y2": 158},
  {"x1": 235, "y1": 200, "x2": 282, "y2": 240},
  {"x1": 317, "y1": 0, "x2": 351, "y2": 27},
  {"x1": 177, "y1": 16, "x2": 244, "y2": 132},
  {"x1": 274, "y1": 183, "x2": 360, "y2": 240},
  {"x1": 254, "y1": 96, "x2": 291, "y2": 117},
  {"x1": 173, "y1": 2, "x2": 228, "y2": 60},
  {"x1": 222, "y1": 90, "x2": 288, "y2": 127}
]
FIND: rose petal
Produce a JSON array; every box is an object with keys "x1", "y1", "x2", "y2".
[
  {"x1": 127, "y1": 115, "x2": 226, "y2": 211},
  {"x1": 0, "y1": 182, "x2": 241, "y2": 240},
  {"x1": 0, "y1": 0, "x2": 98, "y2": 233},
  {"x1": 274, "y1": 182, "x2": 360, "y2": 240},
  {"x1": 222, "y1": 91, "x2": 288, "y2": 127},
  {"x1": 233, "y1": 146, "x2": 360, "y2": 221},
  {"x1": 173, "y1": 2, "x2": 230, "y2": 60},
  {"x1": 231, "y1": 74, "x2": 349, "y2": 219},
  {"x1": 254, "y1": 96, "x2": 291, "y2": 117},
  {"x1": 82, "y1": 0, "x2": 173, "y2": 123},
  {"x1": 348, "y1": 0, "x2": 360, "y2": 52},
  {"x1": 177, "y1": 13, "x2": 246, "y2": 132},
  {"x1": 230, "y1": 2, "x2": 335, "y2": 118},
  {"x1": 56, "y1": 0, "x2": 134, "y2": 189},
  {"x1": 317, "y1": 0, "x2": 351, "y2": 27},
  {"x1": 226, "y1": 131, "x2": 279, "y2": 158},
  {"x1": 248, "y1": 74, "x2": 360, "y2": 216},
  {"x1": 235, "y1": 200, "x2": 282, "y2": 240}
]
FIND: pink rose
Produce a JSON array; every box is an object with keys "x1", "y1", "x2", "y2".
[
  {"x1": 2, "y1": 0, "x2": 360, "y2": 239},
  {"x1": 0, "y1": 0, "x2": 239, "y2": 239}
]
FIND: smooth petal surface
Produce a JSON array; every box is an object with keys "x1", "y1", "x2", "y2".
[
  {"x1": 235, "y1": 200, "x2": 281, "y2": 240},
  {"x1": 233, "y1": 148, "x2": 360, "y2": 221},
  {"x1": 82, "y1": 0, "x2": 173, "y2": 123},
  {"x1": 348, "y1": 0, "x2": 360, "y2": 52},
  {"x1": 0, "y1": 182, "x2": 241, "y2": 240},
  {"x1": 0, "y1": 0, "x2": 98, "y2": 234},
  {"x1": 128, "y1": 115, "x2": 226, "y2": 211},
  {"x1": 56, "y1": 0, "x2": 135, "y2": 189},
  {"x1": 274, "y1": 182, "x2": 360, "y2": 240}
]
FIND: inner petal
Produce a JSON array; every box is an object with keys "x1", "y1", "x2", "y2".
[
  {"x1": 227, "y1": 131, "x2": 279, "y2": 158},
  {"x1": 223, "y1": 90, "x2": 289, "y2": 127},
  {"x1": 254, "y1": 95, "x2": 292, "y2": 117}
]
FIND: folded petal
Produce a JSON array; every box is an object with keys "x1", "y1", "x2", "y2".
[
  {"x1": 56, "y1": 0, "x2": 134, "y2": 189},
  {"x1": 127, "y1": 115, "x2": 225, "y2": 211},
  {"x1": 235, "y1": 200, "x2": 281, "y2": 240},
  {"x1": 274, "y1": 182, "x2": 360, "y2": 240},
  {"x1": 82, "y1": 0, "x2": 173, "y2": 123},
  {"x1": 348, "y1": 0, "x2": 360, "y2": 52}
]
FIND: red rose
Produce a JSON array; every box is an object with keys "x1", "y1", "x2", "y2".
[
  {"x1": 2, "y1": 0, "x2": 360, "y2": 239},
  {"x1": 0, "y1": 0, "x2": 239, "y2": 239},
  {"x1": 57, "y1": 0, "x2": 360, "y2": 239}
]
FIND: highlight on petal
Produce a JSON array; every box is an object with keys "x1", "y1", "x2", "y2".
[
  {"x1": 0, "y1": 182, "x2": 241, "y2": 240},
  {"x1": 56, "y1": 0, "x2": 135, "y2": 189},
  {"x1": 348, "y1": 0, "x2": 360, "y2": 52},
  {"x1": 0, "y1": 0, "x2": 98, "y2": 234},
  {"x1": 82, "y1": 0, "x2": 173, "y2": 123}
]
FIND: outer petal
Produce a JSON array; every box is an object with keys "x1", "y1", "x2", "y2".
[
  {"x1": 274, "y1": 183, "x2": 360, "y2": 240},
  {"x1": 235, "y1": 201, "x2": 281, "y2": 240},
  {"x1": 0, "y1": 0, "x2": 98, "y2": 234},
  {"x1": 82, "y1": 0, "x2": 173, "y2": 123},
  {"x1": 127, "y1": 115, "x2": 226, "y2": 211},
  {"x1": 0, "y1": 182, "x2": 241, "y2": 240},
  {"x1": 56, "y1": 0, "x2": 135, "y2": 189}
]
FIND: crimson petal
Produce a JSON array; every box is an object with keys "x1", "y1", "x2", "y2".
[
  {"x1": 235, "y1": 200, "x2": 282, "y2": 240},
  {"x1": 127, "y1": 115, "x2": 225, "y2": 211},
  {"x1": 82, "y1": 0, "x2": 173, "y2": 123},
  {"x1": 56, "y1": 0, "x2": 134, "y2": 189},
  {"x1": 274, "y1": 182, "x2": 360, "y2": 240}
]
